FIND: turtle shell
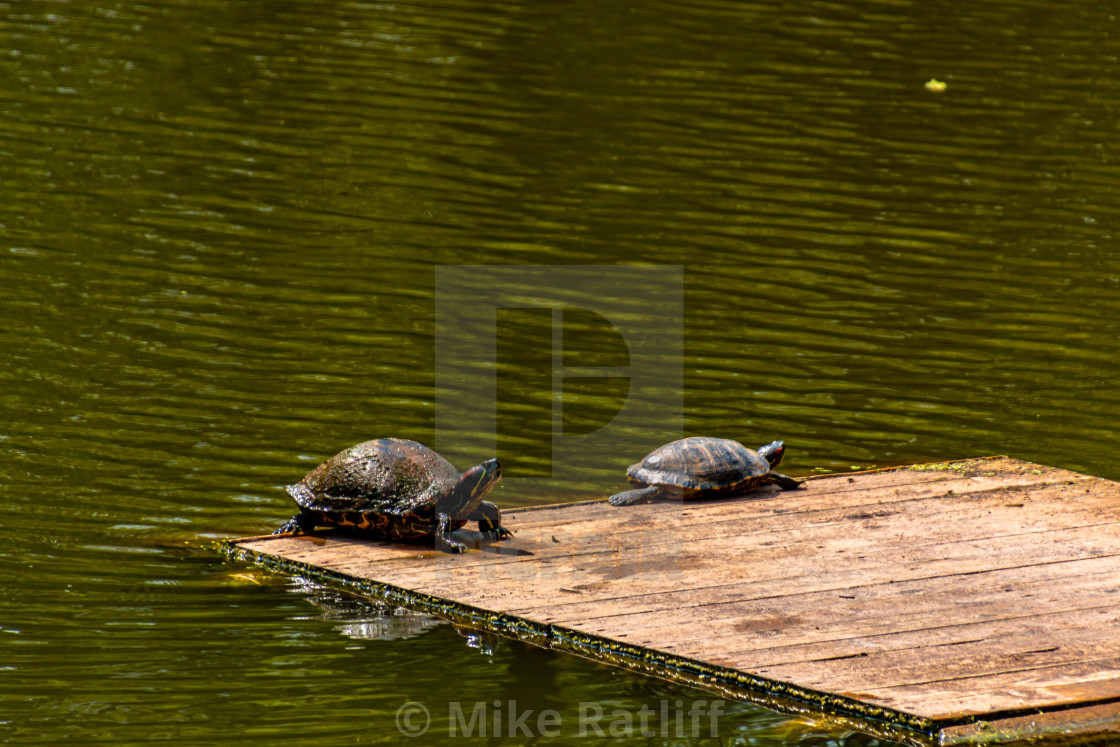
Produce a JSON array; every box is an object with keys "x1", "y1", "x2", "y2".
[
  {"x1": 626, "y1": 436, "x2": 771, "y2": 497},
  {"x1": 286, "y1": 438, "x2": 464, "y2": 538}
]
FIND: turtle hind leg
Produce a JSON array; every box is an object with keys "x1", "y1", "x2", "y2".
[
  {"x1": 468, "y1": 501, "x2": 513, "y2": 540},
  {"x1": 608, "y1": 485, "x2": 663, "y2": 506},
  {"x1": 434, "y1": 512, "x2": 467, "y2": 553},
  {"x1": 769, "y1": 472, "x2": 804, "y2": 490},
  {"x1": 272, "y1": 511, "x2": 317, "y2": 535}
]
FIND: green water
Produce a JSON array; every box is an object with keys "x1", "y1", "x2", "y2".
[{"x1": 4, "y1": 0, "x2": 1120, "y2": 744}]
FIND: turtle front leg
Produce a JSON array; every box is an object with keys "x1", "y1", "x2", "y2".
[
  {"x1": 434, "y1": 511, "x2": 468, "y2": 553},
  {"x1": 608, "y1": 485, "x2": 663, "y2": 506},
  {"x1": 769, "y1": 472, "x2": 804, "y2": 490},
  {"x1": 468, "y1": 501, "x2": 513, "y2": 540},
  {"x1": 272, "y1": 511, "x2": 317, "y2": 535}
]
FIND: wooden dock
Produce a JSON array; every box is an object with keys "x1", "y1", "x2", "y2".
[{"x1": 228, "y1": 457, "x2": 1120, "y2": 745}]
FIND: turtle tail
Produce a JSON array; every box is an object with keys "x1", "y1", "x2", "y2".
[{"x1": 608, "y1": 485, "x2": 663, "y2": 506}]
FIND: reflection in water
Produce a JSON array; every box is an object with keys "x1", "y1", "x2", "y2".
[
  {"x1": 289, "y1": 578, "x2": 445, "y2": 642},
  {"x1": 3, "y1": 0, "x2": 1120, "y2": 743}
]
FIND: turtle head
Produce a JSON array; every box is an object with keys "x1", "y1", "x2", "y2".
[
  {"x1": 450, "y1": 458, "x2": 502, "y2": 516},
  {"x1": 757, "y1": 441, "x2": 786, "y2": 468}
]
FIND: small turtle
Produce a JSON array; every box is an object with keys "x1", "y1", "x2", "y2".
[
  {"x1": 608, "y1": 437, "x2": 803, "y2": 506},
  {"x1": 274, "y1": 438, "x2": 512, "y2": 553}
]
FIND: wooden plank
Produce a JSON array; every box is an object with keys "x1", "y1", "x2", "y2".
[
  {"x1": 561, "y1": 561, "x2": 1120, "y2": 656},
  {"x1": 229, "y1": 457, "x2": 1120, "y2": 745},
  {"x1": 383, "y1": 504, "x2": 1120, "y2": 622},
  {"x1": 940, "y1": 701, "x2": 1120, "y2": 745}
]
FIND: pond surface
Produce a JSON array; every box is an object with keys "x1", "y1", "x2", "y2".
[{"x1": 3, "y1": 0, "x2": 1120, "y2": 744}]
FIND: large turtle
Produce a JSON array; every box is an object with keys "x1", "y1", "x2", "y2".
[
  {"x1": 273, "y1": 438, "x2": 512, "y2": 553},
  {"x1": 608, "y1": 437, "x2": 803, "y2": 506}
]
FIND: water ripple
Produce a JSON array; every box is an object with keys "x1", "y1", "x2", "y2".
[{"x1": 4, "y1": 0, "x2": 1120, "y2": 743}]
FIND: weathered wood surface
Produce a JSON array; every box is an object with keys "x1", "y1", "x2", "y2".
[
  {"x1": 939, "y1": 701, "x2": 1120, "y2": 746},
  {"x1": 231, "y1": 457, "x2": 1120, "y2": 743}
]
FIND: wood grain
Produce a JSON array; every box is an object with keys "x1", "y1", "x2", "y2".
[{"x1": 232, "y1": 457, "x2": 1120, "y2": 743}]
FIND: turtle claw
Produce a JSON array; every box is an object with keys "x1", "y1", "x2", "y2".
[
  {"x1": 489, "y1": 526, "x2": 514, "y2": 541},
  {"x1": 468, "y1": 501, "x2": 513, "y2": 542},
  {"x1": 474, "y1": 514, "x2": 513, "y2": 541},
  {"x1": 438, "y1": 538, "x2": 468, "y2": 554},
  {"x1": 435, "y1": 512, "x2": 468, "y2": 553},
  {"x1": 770, "y1": 472, "x2": 804, "y2": 490},
  {"x1": 273, "y1": 512, "x2": 315, "y2": 535}
]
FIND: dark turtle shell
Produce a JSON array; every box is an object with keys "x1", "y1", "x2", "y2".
[
  {"x1": 284, "y1": 438, "x2": 488, "y2": 541},
  {"x1": 627, "y1": 436, "x2": 772, "y2": 496},
  {"x1": 288, "y1": 438, "x2": 459, "y2": 516}
]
